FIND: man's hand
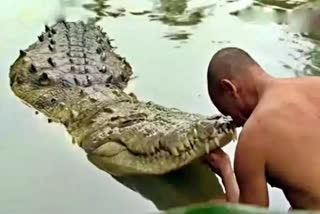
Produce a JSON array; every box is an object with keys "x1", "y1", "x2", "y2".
[
  {"x1": 205, "y1": 148, "x2": 240, "y2": 203},
  {"x1": 206, "y1": 148, "x2": 232, "y2": 177}
]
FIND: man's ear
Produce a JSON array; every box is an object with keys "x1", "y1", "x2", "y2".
[{"x1": 221, "y1": 79, "x2": 237, "y2": 96}]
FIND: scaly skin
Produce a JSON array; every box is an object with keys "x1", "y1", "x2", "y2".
[{"x1": 9, "y1": 20, "x2": 237, "y2": 176}]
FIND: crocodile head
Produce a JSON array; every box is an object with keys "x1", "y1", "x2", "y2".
[{"x1": 86, "y1": 114, "x2": 237, "y2": 176}]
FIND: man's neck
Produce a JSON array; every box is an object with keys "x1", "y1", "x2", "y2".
[
  {"x1": 245, "y1": 68, "x2": 274, "y2": 117},
  {"x1": 254, "y1": 72, "x2": 274, "y2": 99}
]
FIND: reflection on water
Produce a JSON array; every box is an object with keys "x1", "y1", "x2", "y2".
[
  {"x1": 230, "y1": 0, "x2": 320, "y2": 76},
  {"x1": 230, "y1": 3, "x2": 288, "y2": 25},
  {"x1": 148, "y1": 0, "x2": 214, "y2": 41},
  {"x1": 61, "y1": 0, "x2": 79, "y2": 7},
  {"x1": 163, "y1": 31, "x2": 191, "y2": 41},
  {"x1": 158, "y1": 0, "x2": 187, "y2": 15},
  {"x1": 98, "y1": 161, "x2": 224, "y2": 210},
  {"x1": 298, "y1": 45, "x2": 320, "y2": 76},
  {"x1": 82, "y1": 0, "x2": 125, "y2": 19},
  {"x1": 257, "y1": 0, "x2": 310, "y2": 9},
  {"x1": 2, "y1": 0, "x2": 320, "y2": 213},
  {"x1": 288, "y1": 2, "x2": 320, "y2": 40},
  {"x1": 149, "y1": 0, "x2": 213, "y2": 27},
  {"x1": 82, "y1": 0, "x2": 215, "y2": 42}
]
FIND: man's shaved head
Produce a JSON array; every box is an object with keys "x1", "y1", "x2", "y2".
[
  {"x1": 207, "y1": 47, "x2": 259, "y2": 90},
  {"x1": 207, "y1": 47, "x2": 265, "y2": 126}
]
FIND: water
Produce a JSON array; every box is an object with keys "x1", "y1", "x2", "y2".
[{"x1": 1, "y1": 0, "x2": 320, "y2": 213}]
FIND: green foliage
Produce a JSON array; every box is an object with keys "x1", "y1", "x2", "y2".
[{"x1": 162, "y1": 203, "x2": 320, "y2": 214}]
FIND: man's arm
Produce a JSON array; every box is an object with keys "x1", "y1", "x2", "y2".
[
  {"x1": 207, "y1": 126, "x2": 269, "y2": 207},
  {"x1": 234, "y1": 130, "x2": 269, "y2": 207},
  {"x1": 206, "y1": 148, "x2": 239, "y2": 203}
]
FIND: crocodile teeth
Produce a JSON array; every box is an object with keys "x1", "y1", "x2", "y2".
[
  {"x1": 214, "y1": 137, "x2": 220, "y2": 147},
  {"x1": 71, "y1": 110, "x2": 79, "y2": 119},
  {"x1": 154, "y1": 140, "x2": 160, "y2": 149},
  {"x1": 177, "y1": 142, "x2": 185, "y2": 152},
  {"x1": 184, "y1": 139, "x2": 191, "y2": 148},
  {"x1": 222, "y1": 123, "x2": 227, "y2": 131},
  {"x1": 211, "y1": 128, "x2": 216, "y2": 136},
  {"x1": 193, "y1": 128, "x2": 198, "y2": 136},
  {"x1": 181, "y1": 153, "x2": 187, "y2": 160},
  {"x1": 150, "y1": 146, "x2": 156, "y2": 154},
  {"x1": 232, "y1": 129, "x2": 238, "y2": 141},
  {"x1": 170, "y1": 147, "x2": 179, "y2": 156},
  {"x1": 205, "y1": 143, "x2": 210, "y2": 154},
  {"x1": 159, "y1": 150, "x2": 167, "y2": 157}
]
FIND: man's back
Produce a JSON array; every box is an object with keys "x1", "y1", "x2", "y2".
[
  {"x1": 206, "y1": 47, "x2": 320, "y2": 209},
  {"x1": 243, "y1": 76, "x2": 320, "y2": 209}
]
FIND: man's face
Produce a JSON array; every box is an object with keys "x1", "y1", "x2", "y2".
[{"x1": 211, "y1": 84, "x2": 247, "y2": 127}]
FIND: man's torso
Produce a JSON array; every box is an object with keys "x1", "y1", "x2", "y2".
[{"x1": 241, "y1": 76, "x2": 320, "y2": 209}]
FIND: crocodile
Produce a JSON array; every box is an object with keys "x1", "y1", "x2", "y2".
[{"x1": 9, "y1": 20, "x2": 237, "y2": 176}]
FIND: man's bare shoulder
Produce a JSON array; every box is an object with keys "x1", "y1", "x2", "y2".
[
  {"x1": 235, "y1": 92, "x2": 284, "y2": 158},
  {"x1": 235, "y1": 81, "x2": 306, "y2": 162},
  {"x1": 238, "y1": 101, "x2": 280, "y2": 145}
]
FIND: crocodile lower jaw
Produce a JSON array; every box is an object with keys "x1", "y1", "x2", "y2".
[{"x1": 88, "y1": 131, "x2": 235, "y2": 176}]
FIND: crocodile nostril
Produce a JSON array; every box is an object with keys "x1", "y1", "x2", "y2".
[{"x1": 39, "y1": 73, "x2": 50, "y2": 86}]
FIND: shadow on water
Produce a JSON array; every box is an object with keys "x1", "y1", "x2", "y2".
[{"x1": 91, "y1": 160, "x2": 224, "y2": 210}]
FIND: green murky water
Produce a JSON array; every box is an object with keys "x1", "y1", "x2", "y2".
[{"x1": 1, "y1": 0, "x2": 320, "y2": 213}]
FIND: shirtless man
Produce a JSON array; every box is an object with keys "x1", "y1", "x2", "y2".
[{"x1": 205, "y1": 47, "x2": 320, "y2": 210}]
